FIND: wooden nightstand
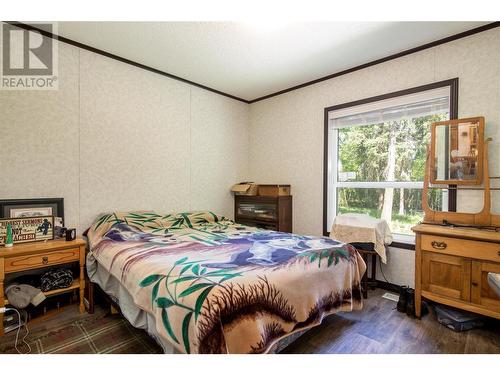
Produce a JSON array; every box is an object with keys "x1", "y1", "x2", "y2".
[{"x1": 0, "y1": 238, "x2": 86, "y2": 336}]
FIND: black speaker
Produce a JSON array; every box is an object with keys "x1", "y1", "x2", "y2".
[{"x1": 65, "y1": 228, "x2": 76, "y2": 241}]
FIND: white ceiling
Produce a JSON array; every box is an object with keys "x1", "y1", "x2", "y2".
[{"x1": 56, "y1": 21, "x2": 489, "y2": 101}]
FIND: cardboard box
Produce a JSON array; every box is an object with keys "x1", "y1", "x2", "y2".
[
  {"x1": 258, "y1": 184, "x2": 291, "y2": 196},
  {"x1": 231, "y1": 182, "x2": 259, "y2": 196}
]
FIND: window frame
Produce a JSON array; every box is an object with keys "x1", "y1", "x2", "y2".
[{"x1": 323, "y1": 78, "x2": 459, "y2": 249}]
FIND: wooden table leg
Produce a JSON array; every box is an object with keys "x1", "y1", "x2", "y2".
[
  {"x1": 361, "y1": 253, "x2": 368, "y2": 299},
  {"x1": 0, "y1": 258, "x2": 4, "y2": 336},
  {"x1": 370, "y1": 253, "x2": 377, "y2": 290},
  {"x1": 79, "y1": 245, "x2": 85, "y2": 314},
  {"x1": 87, "y1": 280, "x2": 95, "y2": 314},
  {"x1": 415, "y1": 235, "x2": 422, "y2": 318}
]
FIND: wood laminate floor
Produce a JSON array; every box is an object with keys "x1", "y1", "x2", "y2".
[
  {"x1": 1, "y1": 288, "x2": 499, "y2": 354},
  {"x1": 284, "y1": 288, "x2": 500, "y2": 354}
]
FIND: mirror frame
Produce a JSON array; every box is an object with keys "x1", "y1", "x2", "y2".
[{"x1": 430, "y1": 116, "x2": 485, "y2": 185}]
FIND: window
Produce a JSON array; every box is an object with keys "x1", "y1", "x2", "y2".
[{"x1": 324, "y1": 80, "x2": 458, "y2": 244}]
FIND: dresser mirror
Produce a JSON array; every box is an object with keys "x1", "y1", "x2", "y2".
[
  {"x1": 423, "y1": 117, "x2": 493, "y2": 226},
  {"x1": 430, "y1": 117, "x2": 484, "y2": 185}
]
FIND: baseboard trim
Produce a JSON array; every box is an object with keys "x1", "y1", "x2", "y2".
[{"x1": 375, "y1": 279, "x2": 401, "y2": 293}]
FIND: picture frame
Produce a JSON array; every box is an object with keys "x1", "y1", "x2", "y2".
[
  {"x1": 0, "y1": 198, "x2": 65, "y2": 239},
  {"x1": 0, "y1": 198, "x2": 64, "y2": 223},
  {"x1": 9, "y1": 206, "x2": 53, "y2": 218}
]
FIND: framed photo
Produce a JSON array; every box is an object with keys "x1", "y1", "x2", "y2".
[
  {"x1": 0, "y1": 198, "x2": 64, "y2": 222},
  {"x1": 0, "y1": 216, "x2": 55, "y2": 245},
  {"x1": 10, "y1": 206, "x2": 53, "y2": 218},
  {"x1": 0, "y1": 198, "x2": 65, "y2": 239}
]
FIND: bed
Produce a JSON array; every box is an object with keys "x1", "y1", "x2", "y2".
[{"x1": 86, "y1": 211, "x2": 366, "y2": 354}]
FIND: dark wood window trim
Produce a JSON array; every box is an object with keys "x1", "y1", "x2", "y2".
[{"x1": 323, "y1": 78, "x2": 459, "y2": 250}]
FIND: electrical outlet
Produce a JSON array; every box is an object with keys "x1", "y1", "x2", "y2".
[{"x1": 382, "y1": 292, "x2": 399, "y2": 302}]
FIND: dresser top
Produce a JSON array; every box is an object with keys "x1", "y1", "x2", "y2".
[
  {"x1": 412, "y1": 224, "x2": 500, "y2": 243},
  {"x1": 0, "y1": 238, "x2": 86, "y2": 257}
]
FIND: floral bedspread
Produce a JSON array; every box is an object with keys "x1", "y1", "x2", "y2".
[{"x1": 86, "y1": 211, "x2": 366, "y2": 354}]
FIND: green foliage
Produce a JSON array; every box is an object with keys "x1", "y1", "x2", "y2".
[
  {"x1": 336, "y1": 113, "x2": 448, "y2": 234},
  {"x1": 338, "y1": 115, "x2": 442, "y2": 183}
]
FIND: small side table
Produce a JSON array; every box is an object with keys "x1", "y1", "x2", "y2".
[
  {"x1": 0, "y1": 238, "x2": 86, "y2": 336},
  {"x1": 330, "y1": 213, "x2": 393, "y2": 299}
]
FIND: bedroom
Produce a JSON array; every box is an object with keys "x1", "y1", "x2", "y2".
[{"x1": 1, "y1": 0, "x2": 499, "y2": 372}]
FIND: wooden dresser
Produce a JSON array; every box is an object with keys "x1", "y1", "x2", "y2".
[
  {"x1": 413, "y1": 224, "x2": 500, "y2": 319},
  {"x1": 0, "y1": 238, "x2": 86, "y2": 335},
  {"x1": 234, "y1": 195, "x2": 292, "y2": 233}
]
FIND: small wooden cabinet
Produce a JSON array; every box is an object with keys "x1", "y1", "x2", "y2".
[
  {"x1": 471, "y1": 260, "x2": 500, "y2": 312},
  {"x1": 234, "y1": 195, "x2": 292, "y2": 233},
  {"x1": 0, "y1": 238, "x2": 86, "y2": 335},
  {"x1": 413, "y1": 224, "x2": 500, "y2": 319},
  {"x1": 421, "y1": 252, "x2": 471, "y2": 302}
]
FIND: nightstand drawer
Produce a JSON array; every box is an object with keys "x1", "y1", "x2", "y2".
[
  {"x1": 4, "y1": 248, "x2": 80, "y2": 272},
  {"x1": 421, "y1": 234, "x2": 500, "y2": 262}
]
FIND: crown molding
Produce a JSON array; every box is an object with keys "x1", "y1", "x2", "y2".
[{"x1": 5, "y1": 21, "x2": 499, "y2": 104}]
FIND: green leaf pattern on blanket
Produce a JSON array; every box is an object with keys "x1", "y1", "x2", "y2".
[
  {"x1": 299, "y1": 247, "x2": 352, "y2": 268},
  {"x1": 139, "y1": 256, "x2": 243, "y2": 354}
]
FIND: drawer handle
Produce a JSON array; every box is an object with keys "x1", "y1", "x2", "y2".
[
  {"x1": 42, "y1": 256, "x2": 49, "y2": 265},
  {"x1": 471, "y1": 282, "x2": 478, "y2": 287},
  {"x1": 431, "y1": 241, "x2": 447, "y2": 250}
]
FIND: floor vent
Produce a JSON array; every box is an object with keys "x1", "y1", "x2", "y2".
[{"x1": 382, "y1": 292, "x2": 399, "y2": 302}]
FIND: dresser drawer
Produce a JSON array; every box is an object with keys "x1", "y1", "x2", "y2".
[
  {"x1": 5, "y1": 248, "x2": 80, "y2": 272},
  {"x1": 421, "y1": 235, "x2": 500, "y2": 262}
]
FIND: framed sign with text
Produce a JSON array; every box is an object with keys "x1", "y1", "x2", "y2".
[{"x1": 0, "y1": 216, "x2": 54, "y2": 246}]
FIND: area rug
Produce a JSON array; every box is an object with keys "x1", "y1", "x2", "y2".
[{"x1": 0, "y1": 313, "x2": 163, "y2": 354}]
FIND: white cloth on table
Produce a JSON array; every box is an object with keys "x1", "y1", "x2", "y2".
[{"x1": 329, "y1": 213, "x2": 393, "y2": 263}]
